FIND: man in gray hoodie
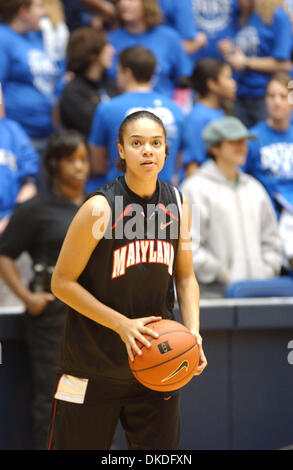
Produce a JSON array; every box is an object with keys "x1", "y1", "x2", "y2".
[{"x1": 181, "y1": 117, "x2": 283, "y2": 298}]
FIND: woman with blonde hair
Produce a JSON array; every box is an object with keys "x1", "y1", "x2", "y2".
[
  {"x1": 219, "y1": 0, "x2": 292, "y2": 127},
  {"x1": 108, "y1": 0, "x2": 191, "y2": 97}
]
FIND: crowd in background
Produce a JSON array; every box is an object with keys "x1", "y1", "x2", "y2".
[
  {"x1": 0, "y1": 0, "x2": 293, "y2": 450},
  {"x1": 0, "y1": 0, "x2": 293, "y2": 297}
]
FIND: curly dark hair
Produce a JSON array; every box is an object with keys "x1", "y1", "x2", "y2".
[{"x1": 43, "y1": 130, "x2": 89, "y2": 183}]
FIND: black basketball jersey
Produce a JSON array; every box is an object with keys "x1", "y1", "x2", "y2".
[{"x1": 58, "y1": 176, "x2": 183, "y2": 383}]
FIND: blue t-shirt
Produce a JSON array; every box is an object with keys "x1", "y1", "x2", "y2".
[
  {"x1": 243, "y1": 120, "x2": 293, "y2": 214},
  {"x1": 191, "y1": 0, "x2": 239, "y2": 62},
  {"x1": 108, "y1": 25, "x2": 192, "y2": 97},
  {"x1": 0, "y1": 118, "x2": 39, "y2": 219},
  {"x1": 182, "y1": 102, "x2": 225, "y2": 166},
  {"x1": 158, "y1": 0, "x2": 198, "y2": 40},
  {"x1": 88, "y1": 91, "x2": 185, "y2": 191},
  {"x1": 234, "y1": 7, "x2": 292, "y2": 97},
  {"x1": 0, "y1": 25, "x2": 59, "y2": 137}
]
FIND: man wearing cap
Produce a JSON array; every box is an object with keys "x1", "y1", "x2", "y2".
[{"x1": 181, "y1": 116, "x2": 283, "y2": 297}]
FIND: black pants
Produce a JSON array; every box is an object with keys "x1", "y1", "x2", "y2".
[
  {"x1": 25, "y1": 300, "x2": 66, "y2": 450},
  {"x1": 48, "y1": 379, "x2": 181, "y2": 450}
]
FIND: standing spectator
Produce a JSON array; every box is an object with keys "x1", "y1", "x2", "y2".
[
  {"x1": 0, "y1": 0, "x2": 61, "y2": 158},
  {"x1": 108, "y1": 0, "x2": 192, "y2": 97},
  {"x1": 182, "y1": 58, "x2": 236, "y2": 178},
  {"x1": 220, "y1": 0, "x2": 292, "y2": 127},
  {"x1": 243, "y1": 73, "x2": 293, "y2": 216},
  {"x1": 157, "y1": 0, "x2": 208, "y2": 56},
  {"x1": 0, "y1": 130, "x2": 90, "y2": 449},
  {"x1": 0, "y1": 84, "x2": 39, "y2": 309},
  {"x1": 181, "y1": 117, "x2": 283, "y2": 298},
  {"x1": 190, "y1": 0, "x2": 240, "y2": 63},
  {"x1": 243, "y1": 73, "x2": 293, "y2": 272},
  {"x1": 59, "y1": 27, "x2": 117, "y2": 137},
  {"x1": 88, "y1": 46, "x2": 185, "y2": 191}
]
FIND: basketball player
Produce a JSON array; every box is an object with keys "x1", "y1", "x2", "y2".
[{"x1": 49, "y1": 110, "x2": 207, "y2": 450}]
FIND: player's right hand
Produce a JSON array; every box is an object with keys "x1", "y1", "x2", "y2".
[{"x1": 117, "y1": 316, "x2": 162, "y2": 362}]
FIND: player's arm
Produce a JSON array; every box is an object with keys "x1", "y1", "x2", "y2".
[
  {"x1": 174, "y1": 195, "x2": 207, "y2": 375},
  {"x1": 51, "y1": 195, "x2": 160, "y2": 360}
]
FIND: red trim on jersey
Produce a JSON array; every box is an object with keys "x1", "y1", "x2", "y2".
[
  {"x1": 112, "y1": 204, "x2": 133, "y2": 230},
  {"x1": 158, "y1": 203, "x2": 178, "y2": 221},
  {"x1": 48, "y1": 398, "x2": 57, "y2": 450}
]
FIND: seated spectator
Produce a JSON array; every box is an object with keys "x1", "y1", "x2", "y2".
[
  {"x1": 190, "y1": 0, "x2": 240, "y2": 64},
  {"x1": 0, "y1": 130, "x2": 90, "y2": 449},
  {"x1": 40, "y1": 0, "x2": 69, "y2": 69},
  {"x1": 108, "y1": 0, "x2": 192, "y2": 97},
  {"x1": 182, "y1": 58, "x2": 236, "y2": 178},
  {"x1": 181, "y1": 117, "x2": 283, "y2": 298},
  {"x1": 157, "y1": 0, "x2": 208, "y2": 56},
  {"x1": 220, "y1": 0, "x2": 292, "y2": 128},
  {"x1": 88, "y1": 46, "x2": 185, "y2": 191},
  {"x1": 243, "y1": 73, "x2": 293, "y2": 216},
  {"x1": 0, "y1": 0, "x2": 61, "y2": 158},
  {"x1": 59, "y1": 27, "x2": 117, "y2": 137}
]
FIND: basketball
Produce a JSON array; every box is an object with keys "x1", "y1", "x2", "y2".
[{"x1": 128, "y1": 319, "x2": 200, "y2": 392}]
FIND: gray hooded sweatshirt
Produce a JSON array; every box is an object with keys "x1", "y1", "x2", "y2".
[{"x1": 181, "y1": 160, "x2": 283, "y2": 285}]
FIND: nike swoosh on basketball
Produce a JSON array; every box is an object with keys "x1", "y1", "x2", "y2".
[
  {"x1": 161, "y1": 360, "x2": 189, "y2": 383},
  {"x1": 160, "y1": 221, "x2": 173, "y2": 230}
]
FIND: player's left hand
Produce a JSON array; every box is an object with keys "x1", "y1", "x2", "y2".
[{"x1": 191, "y1": 332, "x2": 207, "y2": 376}]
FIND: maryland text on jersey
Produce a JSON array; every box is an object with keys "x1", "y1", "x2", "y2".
[
  {"x1": 92, "y1": 197, "x2": 180, "y2": 241},
  {"x1": 112, "y1": 240, "x2": 175, "y2": 279}
]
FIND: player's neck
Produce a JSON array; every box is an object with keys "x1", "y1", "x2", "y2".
[
  {"x1": 124, "y1": 173, "x2": 157, "y2": 199},
  {"x1": 267, "y1": 116, "x2": 290, "y2": 132}
]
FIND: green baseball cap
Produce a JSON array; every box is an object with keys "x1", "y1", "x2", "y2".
[{"x1": 202, "y1": 117, "x2": 257, "y2": 149}]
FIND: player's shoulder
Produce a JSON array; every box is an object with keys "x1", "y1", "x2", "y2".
[{"x1": 85, "y1": 178, "x2": 122, "y2": 209}]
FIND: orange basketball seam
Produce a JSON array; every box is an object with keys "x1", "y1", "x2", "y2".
[
  {"x1": 132, "y1": 329, "x2": 194, "y2": 360},
  {"x1": 132, "y1": 363, "x2": 198, "y2": 389},
  {"x1": 130, "y1": 342, "x2": 197, "y2": 373}
]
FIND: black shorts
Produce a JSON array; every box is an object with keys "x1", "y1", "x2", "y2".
[{"x1": 48, "y1": 377, "x2": 181, "y2": 450}]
